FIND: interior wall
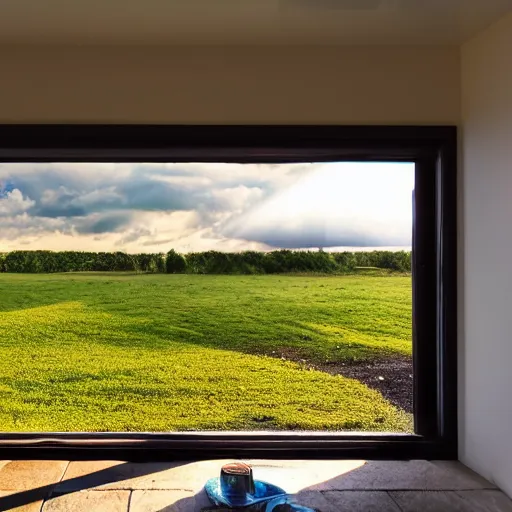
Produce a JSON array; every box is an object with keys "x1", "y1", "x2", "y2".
[
  {"x1": 1, "y1": 15, "x2": 512, "y2": 497},
  {"x1": 460, "y1": 11, "x2": 512, "y2": 497},
  {"x1": 0, "y1": 46, "x2": 459, "y2": 124}
]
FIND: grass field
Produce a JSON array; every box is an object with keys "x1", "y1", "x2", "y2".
[{"x1": 0, "y1": 272, "x2": 412, "y2": 432}]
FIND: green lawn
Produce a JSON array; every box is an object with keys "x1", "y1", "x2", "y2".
[{"x1": 0, "y1": 272, "x2": 412, "y2": 432}]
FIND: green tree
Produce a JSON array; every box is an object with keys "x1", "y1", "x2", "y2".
[{"x1": 165, "y1": 249, "x2": 187, "y2": 273}]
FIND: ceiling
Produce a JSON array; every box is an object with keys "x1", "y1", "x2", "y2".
[{"x1": 0, "y1": 0, "x2": 511, "y2": 46}]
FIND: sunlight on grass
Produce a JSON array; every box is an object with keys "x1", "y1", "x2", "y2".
[
  {"x1": 0, "y1": 274, "x2": 412, "y2": 432},
  {"x1": 305, "y1": 323, "x2": 411, "y2": 358}
]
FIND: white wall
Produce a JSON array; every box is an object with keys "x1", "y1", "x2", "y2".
[
  {"x1": 0, "y1": 46, "x2": 460, "y2": 124},
  {"x1": 461, "y1": 11, "x2": 512, "y2": 497}
]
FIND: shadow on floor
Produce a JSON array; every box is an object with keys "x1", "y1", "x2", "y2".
[
  {"x1": 0, "y1": 460, "x2": 487, "y2": 511},
  {"x1": 151, "y1": 462, "x2": 373, "y2": 511},
  {"x1": 0, "y1": 461, "x2": 189, "y2": 511},
  {"x1": 0, "y1": 460, "x2": 370, "y2": 511}
]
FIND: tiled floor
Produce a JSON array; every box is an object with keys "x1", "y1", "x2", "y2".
[{"x1": 0, "y1": 459, "x2": 510, "y2": 511}]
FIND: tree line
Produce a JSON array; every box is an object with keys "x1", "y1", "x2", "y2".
[{"x1": 0, "y1": 249, "x2": 411, "y2": 274}]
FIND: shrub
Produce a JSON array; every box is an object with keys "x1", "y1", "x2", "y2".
[
  {"x1": 132, "y1": 253, "x2": 166, "y2": 273},
  {"x1": 3, "y1": 250, "x2": 142, "y2": 273},
  {"x1": 332, "y1": 252, "x2": 357, "y2": 271},
  {"x1": 0, "y1": 249, "x2": 411, "y2": 274},
  {"x1": 262, "y1": 250, "x2": 337, "y2": 274},
  {"x1": 165, "y1": 249, "x2": 187, "y2": 273}
]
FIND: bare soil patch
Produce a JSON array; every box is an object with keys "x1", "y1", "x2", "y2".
[
  {"x1": 317, "y1": 356, "x2": 413, "y2": 413},
  {"x1": 272, "y1": 350, "x2": 413, "y2": 413}
]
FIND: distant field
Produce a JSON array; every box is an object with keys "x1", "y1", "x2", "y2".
[{"x1": 0, "y1": 272, "x2": 412, "y2": 432}]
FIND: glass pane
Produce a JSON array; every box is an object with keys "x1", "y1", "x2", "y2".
[{"x1": 0, "y1": 161, "x2": 414, "y2": 432}]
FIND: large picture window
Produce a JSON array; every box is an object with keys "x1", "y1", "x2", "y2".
[{"x1": 0, "y1": 125, "x2": 456, "y2": 460}]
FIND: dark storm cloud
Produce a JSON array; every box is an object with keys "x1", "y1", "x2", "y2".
[
  {"x1": 2, "y1": 171, "x2": 85, "y2": 210},
  {"x1": 6, "y1": 167, "x2": 270, "y2": 222},
  {"x1": 0, "y1": 162, "x2": 308, "y2": 224},
  {"x1": 235, "y1": 227, "x2": 411, "y2": 249},
  {"x1": 116, "y1": 180, "x2": 195, "y2": 212},
  {"x1": 222, "y1": 213, "x2": 412, "y2": 249},
  {"x1": 2, "y1": 168, "x2": 203, "y2": 221},
  {"x1": 33, "y1": 181, "x2": 196, "y2": 218}
]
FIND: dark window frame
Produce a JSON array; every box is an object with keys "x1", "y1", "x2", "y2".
[{"x1": 0, "y1": 125, "x2": 457, "y2": 461}]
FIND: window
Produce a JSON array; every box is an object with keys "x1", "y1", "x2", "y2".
[{"x1": 0, "y1": 125, "x2": 457, "y2": 460}]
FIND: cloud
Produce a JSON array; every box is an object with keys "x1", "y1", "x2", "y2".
[
  {"x1": 0, "y1": 213, "x2": 69, "y2": 241},
  {"x1": 0, "y1": 164, "x2": 206, "y2": 220},
  {"x1": 0, "y1": 189, "x2": 35, "y2": 216},
  {"x1": 74, "y1": 213, "x2": 133, "y2": 235},
  {"x1": 0, "y1": 162, "x2": 309, "y2": 219},
  {"x1": 226, "y1": 221, "x2": 411, "y2": 249},
  {"x1": 221, "y1": 162, "x2": 414, "y2": 249},
  {"x1": 116, "y1": 228, "x2": 153, "y2": 246},
  {"x1": 210, "y1": 185, "x2": 264, "y2": 212},
  {"x1": 0, "y1": 162, "x2": 414, "y2": 253},
  {"x1": 37, "y1": 186, "x2": 125, "y2": 218}
]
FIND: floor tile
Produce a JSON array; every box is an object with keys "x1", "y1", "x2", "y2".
[
  {"x1": 322, "y1": 491, "x2": 401, "y2": 511},
  {"x1": 56, "y1": 460, "x2": 497, "y2": 495},
  {"x1": 42, "y1": 490, "x2": 130, "y2": 512},
  {"x1": 129, "y1": 489, "x2": 212, "y2": 511},
  {"x1": 389, "y1": 490, "x2": 512, "y2": 511},
  {"x1": 57, "y1": 460, "x2": 222, "y2": 493},
  {"x1": 302, "y1": 460, "x2": 495, "y2": 491},
  {"x1": 432, "y1": 462, "x2": 498, "y2": 490},
  {"x1": 245, "y1": 460, "x2": 366, "y2": 493},
  {"x1": 0, "y1": 461, "x2": 69, "y2": 491},
  {"x1": 0, "y1": 490, "x2": 44, "y2": 512},
  {"x1": 291, "y1": 491, "x2": 344, "y2": 512},
  {"x1": 238, "y1": 459, "x2": 495, "y2": 492},
  {"x1": 456, "y1": 490, "x2": 512, "y2": 511}
]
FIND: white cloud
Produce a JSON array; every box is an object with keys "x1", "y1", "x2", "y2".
[
  {"x1": 210, "y1": 185, "x2": 264, "y2": 212},
  {"x1": 0, "y1": 162, "x2": 414, "y2": 253},
  {"x1": 0, "y1": 189, "x2": 35, "y2": 216},
  {"x1": 221, "y1": 162, "x2": 414, "y2": 249}
]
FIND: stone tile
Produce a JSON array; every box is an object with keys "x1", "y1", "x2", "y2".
[
  {"x1": 389, "y1": 490, "x2": 512, "y2": 512},
  {"x1": 432, "y1": 462, "x2": 498, "y2": 490},
  {"x1": 42, "y1": 490, "x2": 130, "y2": 512},
  {"x1": 291, "y1": 491, "x2": 344, "y2": 512},
  {"x1": 129, "y1": 489, "x2": 212, "y2": 511},
  {"x1": 0, "y1": 461, "x2": 69, "y2": 491},
  {"x1": 301, "y1": 460, "x2": 495, "y2": 491},
  {"x1": 238, "y1": 459, "x2": 494, "y2": 492},
  {"x1": 57, "y1": 460, "x2": 223, "y2": 493},
  {"x1": 56, "y1": 459, "x2": 495, "y2": 494},
  {"x1": 0, "y1": 490, "x2": 44, "y2": 512},
  {"x1": 244, "y1": 459, "x2": 366, "y2": 493},
  {"x1": 456, "y1": 490, "x2": 512, "y2": 511},
  {"x1": 321, "y1": 491, "x2": 401, "y2": 511}
]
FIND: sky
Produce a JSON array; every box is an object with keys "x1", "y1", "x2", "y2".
[{"x1": 0, "y1": 162, "x2": 414, "y2": 254}]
